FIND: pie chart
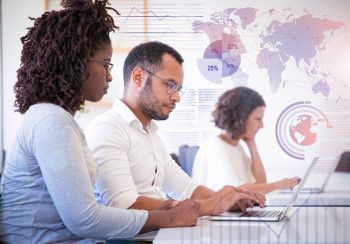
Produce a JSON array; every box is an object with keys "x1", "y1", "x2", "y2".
[{"x1": 197, "y1": 35, "x2": 241, "y2": 84}]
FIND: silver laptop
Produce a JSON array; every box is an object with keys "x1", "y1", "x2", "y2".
[
  {"x1": 280, "y1": 156, "x2": 339, "y2": 194},
  {"x1": 209, "y1": 157, "x2": 319, "y2": 222}
]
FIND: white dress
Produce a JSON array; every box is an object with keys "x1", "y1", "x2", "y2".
[{"x1": 192, "y1": 136, "x2": 256, "y2": 191}]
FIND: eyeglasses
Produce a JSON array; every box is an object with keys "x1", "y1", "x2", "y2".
[
  {"x1": 90, "y1": 58, "x2": 114, "y2": 77},
  {"x1": 143, "y1": 69, "x2": 185, "y2": 96}
]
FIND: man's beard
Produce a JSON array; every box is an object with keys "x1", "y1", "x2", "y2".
[{"x1": 139, "y1": 77, "x2": 170, "y2": 121}]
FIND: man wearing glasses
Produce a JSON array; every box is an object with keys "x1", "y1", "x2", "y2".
[{"x1": 85, "y1": 41, "x2": 265, "y2": 217}]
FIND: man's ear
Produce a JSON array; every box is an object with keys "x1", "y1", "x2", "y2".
[{"x1": 131, "y1": 67, "x2": 143, "y2": 87}]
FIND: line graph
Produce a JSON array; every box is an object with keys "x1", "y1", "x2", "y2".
[
  {"x1": 114, "y1": 6, "x2": 202, "y2": 24},
  {"x1": 109, "y1": 1, "x2": 205, "y2": 51}
]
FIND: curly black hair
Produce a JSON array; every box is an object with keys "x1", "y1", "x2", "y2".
[
  {"x1": 14, "y1": 0, "x2": 120, "y2": 114},
  {"x1": 123, "y1": 41, "x2": 184, "y2": 90},
  {"x1": 213, "y1": 86, "x2": 266, "y2": 140}
]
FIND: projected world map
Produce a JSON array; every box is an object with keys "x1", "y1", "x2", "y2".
[{"x1": 193, "y1": 7, "x2": 344, "y2": 95}]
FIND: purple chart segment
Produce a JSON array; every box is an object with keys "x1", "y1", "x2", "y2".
[
  {"x1": 221, "y1": 34, "x2": 241, "y2": 77},
  {"x1": 199, "y1": 37, "x2": 241, "y2": 83},
  {"x1": 203, "y1": 40, "x2": 222, "y2": 59},
  {"x1": 221, "y1": 56, "x2": 241, "y2": 77}
]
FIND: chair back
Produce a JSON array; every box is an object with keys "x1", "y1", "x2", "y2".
[
  {"x1": 335, "y1": 151, "x2": 350, "y2": 172},
  {"x1": 178, "y1": 145, "x2": 199, "y2": 176}
]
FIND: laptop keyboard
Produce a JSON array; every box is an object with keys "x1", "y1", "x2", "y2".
[{"x1": 239, "y1": 210, "x2": 282, "y2": 218}]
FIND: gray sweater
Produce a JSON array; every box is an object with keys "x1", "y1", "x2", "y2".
[{"x1": 0, "y1": 103, "x2": 147, "y2": 243}]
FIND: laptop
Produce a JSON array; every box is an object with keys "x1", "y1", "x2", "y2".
[
  {"x1": 280, "y1": 156, "x2": 339, "y2": 194},
  {"x1": 209, "y1": 157, "x2": 319, "y2": 222}
]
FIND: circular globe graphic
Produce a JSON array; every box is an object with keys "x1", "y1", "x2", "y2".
[
  {"x1": 276, "y1": 101, "x2": 331, "y2": 160},
  {"x1": 289, "y1": 115, "x2": 317, "y2": 146}
]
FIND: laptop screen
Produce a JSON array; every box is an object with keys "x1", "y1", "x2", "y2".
[{"x1": 279, "y1": 156, "x2": 319, "y2": 219}]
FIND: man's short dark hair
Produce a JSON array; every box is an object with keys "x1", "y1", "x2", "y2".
[
  {"x1": 123, "y1": 41, "x2": 184, "y2": 89},
  {"x1": 212, "y1": 86, "x2": 266, "y2": 140}
]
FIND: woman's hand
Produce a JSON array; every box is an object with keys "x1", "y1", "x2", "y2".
[
  {"x1": 242, "y1": 136, "x2": 255, "y2": 146},
  {"x1": 163, "y1": 199, "x2": 199, "y2": 227},
  {"x1": 277, "y1": 177, "x2": 301, "y2": 190},
  {"x1": 140, "y1": 199, "x2": 199, "y2": 233},
  {"x1": 156, "y1": 199, "x2": 179, "y2": 210}
]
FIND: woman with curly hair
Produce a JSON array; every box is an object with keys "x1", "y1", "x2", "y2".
[
  {"x1": 0, "y1": 0, "x2": 198, "y2": 243},
  {"x1": 192, "y1": 87, "x2": 301, "y2": 193}
]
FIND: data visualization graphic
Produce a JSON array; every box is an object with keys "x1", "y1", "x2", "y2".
[
  {"x1": 275, "y1": 101, "x2": 332, "y2": 160},
  {"x1": 192, "y1": 7, "x2": 347, "y2": 96},
  {"x1": 197, "y1": 34, "x2": 242, "y2": 84}
]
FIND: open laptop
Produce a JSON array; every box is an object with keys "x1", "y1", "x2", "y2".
[
  {"x1": 280, "y1": 156, "x2": 339, "y2": 194},
  {"x1": 209, "y1": 156, "x2": 319, "y2": 222}
]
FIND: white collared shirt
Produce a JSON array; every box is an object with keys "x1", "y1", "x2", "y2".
[{"x1": 85, "y1": 99, "x2": 199, "y2": 209}]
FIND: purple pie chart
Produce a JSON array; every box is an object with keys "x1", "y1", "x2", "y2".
[{"x1": 197, "y1": 37, "x2": 241, "y2": 84}]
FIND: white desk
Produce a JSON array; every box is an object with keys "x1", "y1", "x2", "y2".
[
  {"x1": 154, "y1": 206, "x2": 349, "y2": 243},
  {"x1": 267, "y1": 172, "x2": 350, "y2": 207},
  {"x1": 152, "y1": 172, "x2": 350, "y2": 243}
]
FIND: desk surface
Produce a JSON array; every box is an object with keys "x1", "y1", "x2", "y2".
[
  {"x1": 154, "y1": 206, "x2": 350, "y2": 243},
  {"x1": 267, "y1": 172, "x2": 350, "y2": 206},
  {"x1": 152, "y1": 172, "x2": 350, "y2": 244}
]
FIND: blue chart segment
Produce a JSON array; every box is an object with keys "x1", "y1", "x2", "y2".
[
  {"x1": 197, "y1": 35, "x2": 241, "y2": 84},
  {"x1": 196, "y1": 59, "x2": 222, "y2": 84},
  {"x1": 275, "y1": 101, "x2": 332, "y2": 160}
]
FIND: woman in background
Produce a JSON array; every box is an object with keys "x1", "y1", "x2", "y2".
[
  {"x1": 192, "y1": 87, "x2": 300, "y2": 193},
  {"x1": 0, "y1": 0, "x2": 198, "y2": 243}
]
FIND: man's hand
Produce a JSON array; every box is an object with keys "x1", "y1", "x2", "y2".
[
  {"x1": 231, "y1": 186, "x2": 266, "y2": 207},
  {"x1": 198, "y1": 185, "x2": 266, "y2": 216}
]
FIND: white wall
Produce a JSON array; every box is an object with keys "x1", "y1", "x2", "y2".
[
  {"x1": 0, "y1": 0, "x2": 2, "y2": 173},
  {"x1": 2, "y1": 0, "x2": 43, "y2": 163},
  {"x1": 1, "y1": 0, "x2": 349, "y2": 183}
]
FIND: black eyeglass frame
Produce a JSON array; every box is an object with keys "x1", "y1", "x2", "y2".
[
  {"x1": 143, "y1": 68, "x2": 185, "y2": 96},
  {"x1": 90, "y1": 58, "x2": 114, "y2": 77}
]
